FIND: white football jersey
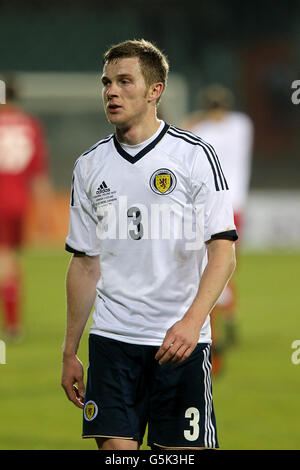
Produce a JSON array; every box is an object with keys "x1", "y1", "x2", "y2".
[
  {"x1": 191, "y1": 112, "x2": 254, "y2": 213},
  {"x1": 66, "y1": 121, "x2": 237, "y2": 346}
]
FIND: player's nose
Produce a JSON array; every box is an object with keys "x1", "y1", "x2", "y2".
[{"x1": 106, "y1": 82, "x2": 119, "y2": 99}]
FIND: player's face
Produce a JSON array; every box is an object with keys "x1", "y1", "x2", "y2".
[{"x1": 101, "y1": 57, "x2": 151, "y2": 128}]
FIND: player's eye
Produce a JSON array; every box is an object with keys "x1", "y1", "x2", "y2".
[{"x1": 120, "y1": 78, "x2": 131, "y2": 85}]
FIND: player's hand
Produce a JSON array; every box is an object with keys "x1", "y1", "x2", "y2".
[
  {"x1": 61, "y1": 354, "x2": 85, "y2": 409},
  {"x1": 155, "y1": 318, "x2": 201, "y2": 366}
]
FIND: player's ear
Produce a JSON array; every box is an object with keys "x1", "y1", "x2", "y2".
[{"x1": 148, "y1": 82, "x2": 163, "y2": 104}]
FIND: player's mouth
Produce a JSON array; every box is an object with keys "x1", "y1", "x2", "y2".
[{"x1": 107, "y1": 103, "x2": 122, "y2": 113}]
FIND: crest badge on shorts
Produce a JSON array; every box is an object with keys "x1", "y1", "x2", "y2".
[
  {"x1": 150, "y1": 168, "x2": 177, "y2": 195},
  {"x1": 84, "y1": 400, "x2": 98, "y2": 421}
]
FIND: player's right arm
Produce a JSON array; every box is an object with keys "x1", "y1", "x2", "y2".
[
  {"x1": 62, "y1": 155, "x2": 101, "y2": 408},
  {"x1": 61, "y1": 253, "x2": 100, "y2": 409}
]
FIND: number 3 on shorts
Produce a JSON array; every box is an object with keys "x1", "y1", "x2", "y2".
[{"x1": 184, "y1": 407, "x2": 200, "y2": 441}]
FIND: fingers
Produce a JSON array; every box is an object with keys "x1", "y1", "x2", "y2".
[
  {"x1": 61, "y1": 355, "x2": 85, "y2": 408},
  {"x1": 155, "y1": 341, "x2": 193, "y2": 365},
  {"x1": 155, "y1": 339, "x2": 175, "y2": 364},
  {"x1": 73, "y1": 384, "x2": 85, "y2": 408},
  {"x1": 62, "y1": 378, "x2": 85, "y2": 409},
  {"x1": 77, "y1": 379, "x2": 86, "y2": 403},
  {"x1": 170, "y1": 344, "x2": 192, "y2": 364}
]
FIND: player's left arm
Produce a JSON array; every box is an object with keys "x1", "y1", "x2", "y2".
[{"x1": 155, "y1": 238, "x2": 236, "y2": 365}]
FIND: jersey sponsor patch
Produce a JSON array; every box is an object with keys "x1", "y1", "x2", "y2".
[
  {"x1": 150, "y1": 168, "x2": 177, "y2": 195},
  {"x1": 84, "y1": 400, "x2": 98, "y2": 421}
]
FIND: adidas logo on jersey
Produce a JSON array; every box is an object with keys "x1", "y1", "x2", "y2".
[{"x1": 96, "y1": 181, "x2": 110, "y2": 194}]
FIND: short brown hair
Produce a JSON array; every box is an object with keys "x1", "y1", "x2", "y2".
[{"x1": 103, "y1": 39, "x2": 169, "y2": 101}]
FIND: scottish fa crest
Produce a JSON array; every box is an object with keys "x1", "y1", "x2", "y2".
[
  {"x1": 150, "y1": 168, "x2": 177, "y2": 195},
  {"x1": 84, "y1": 400, "x2": 98, "y2": 421}
]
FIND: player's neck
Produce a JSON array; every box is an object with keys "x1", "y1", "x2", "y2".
[
  {"x1": 115, "y1": 115, "x2": 161, "y2": 146},
  {"x1": 206, "y1": 109, "x2": 227, "y2": 121}
]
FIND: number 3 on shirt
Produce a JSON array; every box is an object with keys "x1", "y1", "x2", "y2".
[
  {"x1": 184, "y1": 407, "x2": 200, "y2": 441},
  {"x1": 127, "y1": 206, "x2": 143, "y2": 240}
]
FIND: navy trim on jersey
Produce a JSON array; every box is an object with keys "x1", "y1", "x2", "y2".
[
  {"x1": 210, "y1": 229, "x2": 238, "y2": 242},
  {"x1": 81, "y1": 135, "x2": 114, "y2": 157},
  {"x1": 171, "y1": 125, "x2": 229, "y2": 190},
  {"x1": 171, "y1": 126, "x2": 229, "y2": 190},
  {"x1": 70, "y1": 135, "x2": 114, "y2": 207},
  {"x1": 168, "y1": 126, "x2": 229, "y2": 192},
  {"x1": 168, "y1": 130, "x2": 219, "y2": 191},
  {"x1": 70, "y1": 175, "x2": 75, "y2": 207},
  {"x1": 65, "y1": 243, "x2": 86, "y2": 255},
  {"x1": 113, "y1": 122, "x2": 170, "y2": 164}
]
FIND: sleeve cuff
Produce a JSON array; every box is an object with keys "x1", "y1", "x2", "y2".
[
  {"x1": 65, "y1": 243, "x2": 86, "y2": 255},
  {"x1": 210, "y1": 229, "x2": 238, "y2": 242}
]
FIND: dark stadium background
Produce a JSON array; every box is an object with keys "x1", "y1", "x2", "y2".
[{"x1": 0, "y1": 0, "x2": 299, "y2": 450}]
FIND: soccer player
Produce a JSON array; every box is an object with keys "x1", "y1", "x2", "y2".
[
  {"x1": 183, "y1": 84, "x2": 254, "y2": 375},
  {"x1": 61, "y1": 40, "x2": 238, "y2": 450},
  {"x1": 0, "y1": 76, "x2": 50, "y2": 339}
]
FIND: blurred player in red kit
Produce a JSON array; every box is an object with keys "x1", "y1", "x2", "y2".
[
  {"x1": 183, "y1": 84, "x2": 254, "y2": 375},
  {"x1": 0, "y1": 75, "x2": 51, "y2": 339}
]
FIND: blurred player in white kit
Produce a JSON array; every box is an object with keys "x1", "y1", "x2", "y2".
[{"x1": 183, "y1": 84, "x2": 254, "y2": 375}]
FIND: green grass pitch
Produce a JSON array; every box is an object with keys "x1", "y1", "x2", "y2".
[{"x1": 0, "y1": 248, "x2": 299, "y2": 449}]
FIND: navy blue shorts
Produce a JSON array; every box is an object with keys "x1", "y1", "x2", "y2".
[{"x1": 82, "y1": 334, "x2": 219, "y2": 449}]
